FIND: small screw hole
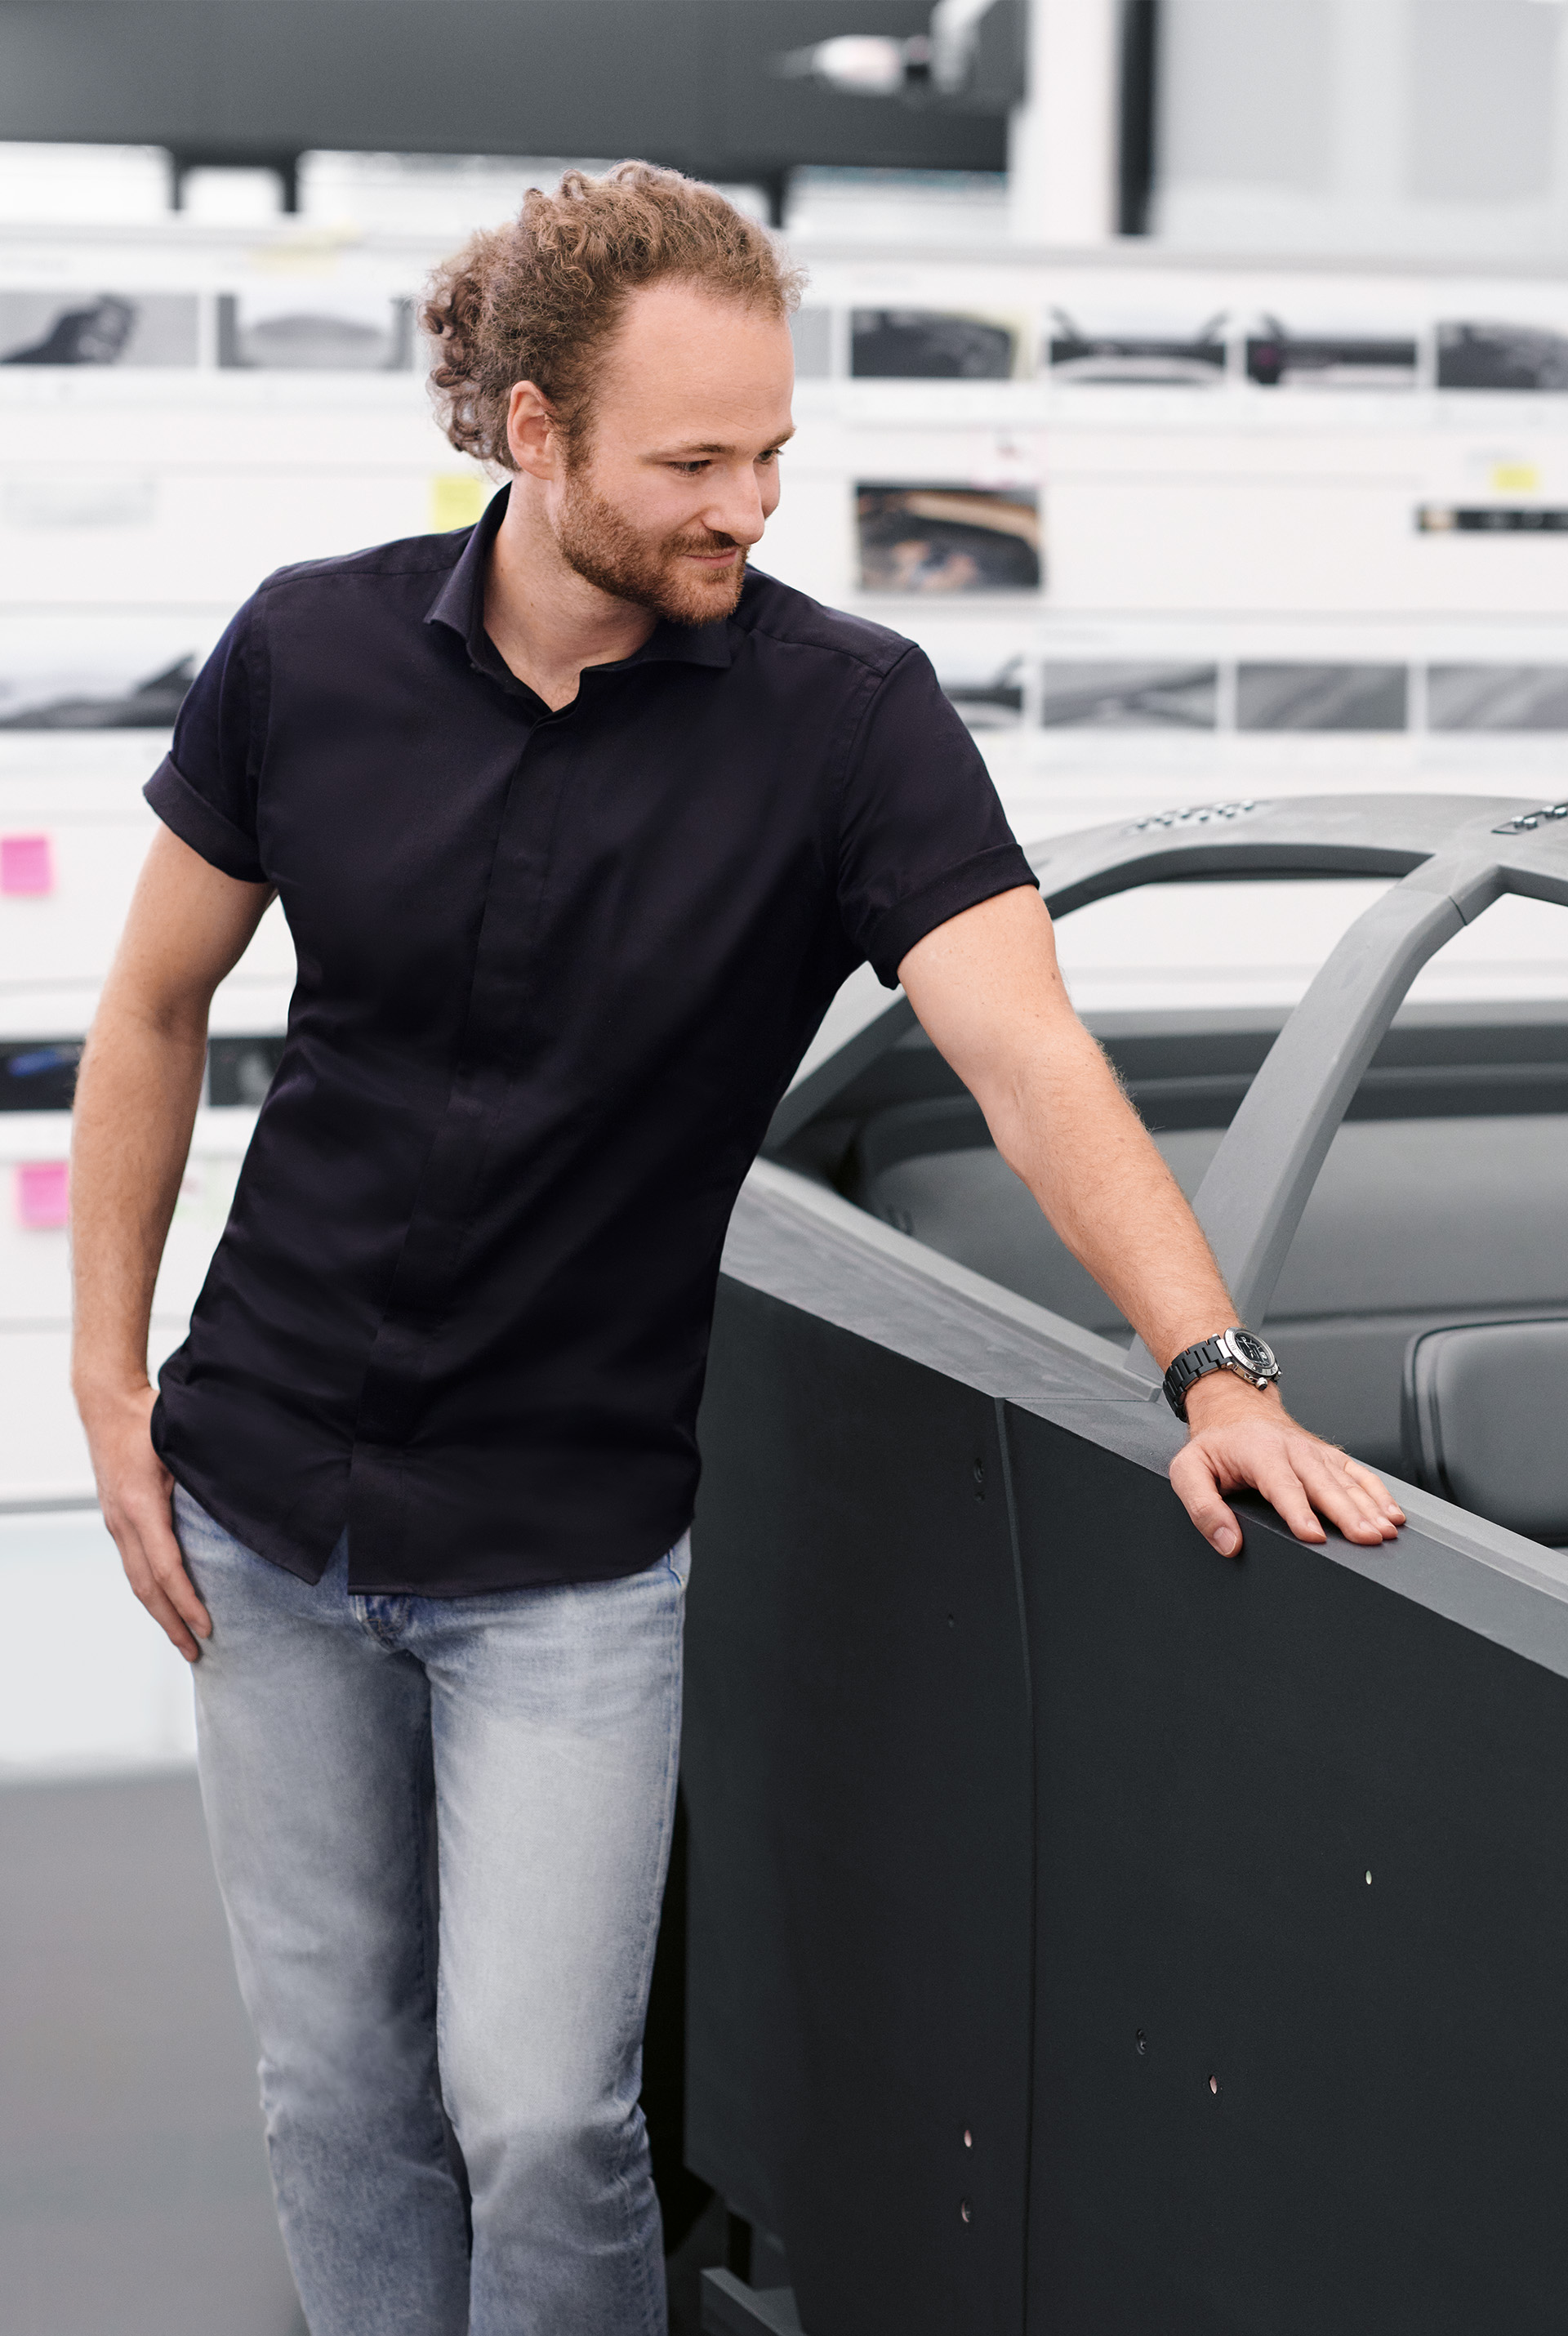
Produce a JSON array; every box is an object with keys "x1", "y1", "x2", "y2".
[
  {"x1": 960, "y1": 2198, "x2": 973, "y2": 2224},
  {"x1": 1365, "y1": 1870, "x2": 1372, "y2": 1885},
  {"x1": 962, "y1": 2127, "x2": 973, "y2": 2148},
  {"x1": 1209, "y1": 2075, "x2": 1219, "y2": 2096},
  {"x1": 1135, "y1": 2029, "x2": 1146, "y2": 2056}
]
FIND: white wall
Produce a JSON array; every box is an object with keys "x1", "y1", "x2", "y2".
[
  {"x1": 1156, "y1": 0, "x2": 1568, "y2": 259},
  {"x1": 1009, "y1": 0, "x2": 1121, "y2": 243},
  {"x1": 0, "y1": 1510, "x2": 197, "y2": 1778}
]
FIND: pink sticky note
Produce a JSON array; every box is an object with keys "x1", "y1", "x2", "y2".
[
  {"x1": 17, "y1": 1160, "x2": 69, "y2": 1229},
  {"x1": 1, "y1": 835, "x2": 53, "y2": 896}
]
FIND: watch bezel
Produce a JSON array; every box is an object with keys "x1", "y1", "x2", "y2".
[
  {"x1": 1163, "y1": 1326, "x2": 1281, "y2": 1417},
  {"x1": 1223, "y1": 1327, "x2": 1278, "y2": 1380}
]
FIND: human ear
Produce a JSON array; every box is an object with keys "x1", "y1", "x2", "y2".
[{"x1": 506, "y1": 381, "x2": 560, "y2": 480}]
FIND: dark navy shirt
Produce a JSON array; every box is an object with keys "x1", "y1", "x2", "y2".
[{"x1": 145, "y1": 488, "x2": 1036, "y2": 1594}]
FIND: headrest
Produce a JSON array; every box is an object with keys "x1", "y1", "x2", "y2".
[{"x1": 1401, "y1": 1317, "x2": 1568, "y2": 1542}]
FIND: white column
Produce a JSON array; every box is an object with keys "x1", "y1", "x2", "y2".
[
  {"x1": 1008, "y1": 0, "x2": 1122, "y2": 245},
  {"x1": 1328, "y1": 0, "x2": 1409, "y2": 210}
]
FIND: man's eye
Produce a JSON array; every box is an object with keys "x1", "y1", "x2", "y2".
[{"x1": 672, "y1": 461, "x2": 709, "y2": 475}]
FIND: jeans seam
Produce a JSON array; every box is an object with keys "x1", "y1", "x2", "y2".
[
  {"x1": 407, "y1": 1701, "x2": 461, "y2": 2200},
  {"x1": 621, "y1": 1558, "x2": 686, "y2": 2333}
]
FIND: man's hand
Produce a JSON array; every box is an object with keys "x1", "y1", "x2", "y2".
[
  {"x1": 1169, "y1": 1373, "x2": 1405, "y2": 1559},
  {"x1": 82, "y1": 1382, "x2": 211, "y2": 1661}
]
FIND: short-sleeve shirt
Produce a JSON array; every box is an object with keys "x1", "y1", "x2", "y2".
[{"x1": 145, "y1": 486, "x2": 1037, "y2": 1594}]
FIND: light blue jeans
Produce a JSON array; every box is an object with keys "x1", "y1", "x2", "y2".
[{"x1": 174, "y1": 1486, "x2": 689, "y2": 2336}]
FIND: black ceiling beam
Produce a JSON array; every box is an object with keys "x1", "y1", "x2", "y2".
[{"x1": 0, "y1": 0, "x2": 1008, "y2": 183}]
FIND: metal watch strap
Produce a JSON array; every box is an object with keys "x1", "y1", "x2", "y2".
[
  {"x1": 1163, "y1": 1328, "x2": 1280, "y2": 1420},
  {"x1": 1163, "y1": 1335, "x2": 1232, "y2": 1420}
]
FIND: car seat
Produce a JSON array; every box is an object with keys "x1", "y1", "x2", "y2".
[{"x1": 1401, "y1": 1318, "x2": 1568, "y2": 1544}]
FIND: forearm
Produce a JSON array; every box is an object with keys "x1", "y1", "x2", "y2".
[
  {"x1": 899, "y1": 889, "x2": 1401, "y2": 1553},
  {"x1": 987, "y1": 1019, "x2": 1236, "y2": 1368},
  {"x1": 898, "y1": 889, "x2": 1240, "y2": 1367},
  {"x1": 69, "y1": 823, "x2": 271, "y2": 1655},
  {"x1": 70, "y1": 993, "x2": 207, "y2": 1407}
]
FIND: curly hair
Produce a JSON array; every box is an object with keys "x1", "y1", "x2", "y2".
[{"x1": 422, "y1": 161, "x2": 804, "y2": 471}]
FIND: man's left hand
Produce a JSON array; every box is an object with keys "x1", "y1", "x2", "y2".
[{"x1": 1169, "y1": 1375, "x2": 1405, "y2": 1559}]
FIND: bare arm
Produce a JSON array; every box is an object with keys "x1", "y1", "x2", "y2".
[
  {"x1": 71, "y1": 824, "x2": 274, "y2": 1656},
  {"x1": 898, "y1": 887, "x2": 1404, "y2": 1558}
]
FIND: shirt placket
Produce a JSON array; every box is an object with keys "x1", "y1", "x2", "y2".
[{"x1": 346, "y1": 704, "x2": 577, "y2": 1575}]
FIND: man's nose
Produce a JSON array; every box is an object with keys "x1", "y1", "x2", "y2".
[{"x1": 700, "y1": 473, "x2": 767, "y2": 546}]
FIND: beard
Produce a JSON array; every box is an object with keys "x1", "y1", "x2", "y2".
[{"x1": 553, "y1": 466, "x2": 750, "y2": 627}]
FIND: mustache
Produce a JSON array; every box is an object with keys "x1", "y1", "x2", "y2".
[{"x1": 670, "y1": 531, "x2": 744, "y2": 555}]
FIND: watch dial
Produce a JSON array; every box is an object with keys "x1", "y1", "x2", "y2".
[{"x1": 1232, "y1": 1330, "x2": 1273, "y2": 1371}]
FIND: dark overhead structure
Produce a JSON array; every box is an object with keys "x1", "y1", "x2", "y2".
[
  {"x1": 0, "y1": 0, "x2": 1009, "y2": 212},
  {"x1": 679, "y1": 794, "x2": 1568, "y2": 2331}
]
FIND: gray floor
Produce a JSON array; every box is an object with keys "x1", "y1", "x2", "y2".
[
  {"x1": 0, "y1": 1772, "x2": 305, "y2": 2336},
  {"x1": 0, "y1": 1770, "x2": 729, "y2": 2336}
]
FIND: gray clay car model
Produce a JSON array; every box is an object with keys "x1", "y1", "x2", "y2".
[{"x1": 679, "y1": 792, "x2": 1568, "y2": 2336}]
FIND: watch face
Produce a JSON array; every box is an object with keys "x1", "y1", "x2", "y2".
[{"x1": 1230, "y1": 1329, "x2": 1275, "y2": 1373}]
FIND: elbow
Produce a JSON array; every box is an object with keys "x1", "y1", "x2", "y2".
[
  {"x1": 84, "y1": 983, "x2": 212, "y2": 1059},
  {"x1": 977, "y1": 1092, "x2": 1039, "y2": 1192}
]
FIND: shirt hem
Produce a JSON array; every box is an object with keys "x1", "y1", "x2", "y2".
[
  {"x1": 161, "y1": 1425, "x2": 692, "y2": 1597},
  {"x1": 341, "y1": 1531, "x2": 690, "y2": 1598},
  {"x1": 162, "y1": 1464, "x2": 332, "y2": 1585}
]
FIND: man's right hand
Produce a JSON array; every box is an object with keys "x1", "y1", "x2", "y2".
[
  {"x1": 69, "y1": 827, "x2": 271, "y2": 1665},
  {"x1": 82, "y1": 1383, "x2": 212, "y2": 1662}
]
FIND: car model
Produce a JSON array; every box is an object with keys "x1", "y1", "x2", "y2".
[{"x1": 680, "y1": 791, "x2": 1568, "y2": 2336}]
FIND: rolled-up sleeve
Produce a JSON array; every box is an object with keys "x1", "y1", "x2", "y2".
[
  {"x1": 143, "y1": 598, "x2": 269, "y2": 884},
  {"x1": 835, "y1": 643, "x2": 1038, "y2": 987}
]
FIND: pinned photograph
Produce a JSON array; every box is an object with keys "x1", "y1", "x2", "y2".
[
  {"x1": 1237, "y1": 664, "x2": 1409, "y2": 732},
  {"x1": 1040, "y1": 662, "x2": 1217, "y2": 729},
  {"x1": 0, "y1": 1041, "x2": 82, "y2": 1114},
  {"x1": 1047, "y1": 309, "x2": 1227, "y2": 387},
  {"x1": 216, "y1": 291, "x2": 414, "y2": 371},
  {"x1": 930, "y1": 651, "x2": 1028, "y2": 729},
  {"x1": 1428, "y1": 665, "x2": 1568, "y2": 731},
  {"x1": 1418, "y1": 505, "x2": 1568, "y2": 533},
  {"x1": 0, "y1": 619, "x2": 210, "y2": 729},
  {"x1": 856, "y1": 485, "x2": 1041, "y2": 594},
  {"x1": 1245, "y1": 319, "x2": 1418, "y2": 390},
  {"x1": 1437, "y1": 323, "x2": 1568, "y2": 394},
  {"x1": 0, "y1": 292, "x2": 199, "y2": 368},
  {"x1": 850, "y1": 309, "x2": 1024, "y2": 381}
]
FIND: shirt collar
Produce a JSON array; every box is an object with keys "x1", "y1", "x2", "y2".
[{"x1": 424, "y1": 481, "x2": 735, "y2": 681}]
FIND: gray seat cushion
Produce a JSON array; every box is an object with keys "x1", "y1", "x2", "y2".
[{"x1": 1401, "y1": 1317, "x2": 1568, "y2": 1541}]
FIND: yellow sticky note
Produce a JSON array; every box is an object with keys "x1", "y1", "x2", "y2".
[
  {"x1": 1491, "y1": 461, "x2": 1541, "y2": 496},
  {"x1": 430, "y1": 474, "x2": 492, "y2": 533},
  {"x1": 247, "y1": 228, "x2": 356, "y2": 276}
]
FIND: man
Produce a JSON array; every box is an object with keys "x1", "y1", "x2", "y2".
[{"x1": 71, "y1": 163, "x2": 1401, "y2": 2335}]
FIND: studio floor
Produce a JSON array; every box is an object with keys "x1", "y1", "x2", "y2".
[
  {"x1": 1, "y1": 1770, "x2": 721, "y2": 2335},
  {"x1": 0, "y1": 1772, "x2": 305, "y2": 2336}
]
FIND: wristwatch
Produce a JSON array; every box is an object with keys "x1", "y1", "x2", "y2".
[{"x1": 1163, "y1": 1327, "x2": 1281, "y2": 1420}]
